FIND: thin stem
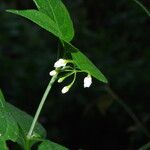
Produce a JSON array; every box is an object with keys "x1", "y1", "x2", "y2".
[
  {"x1": 27, "y1": 74, "x2": 58, "y2": 138},
  {"x1": 60, "y1": 72, "x2": 75, "y2": 81},
  {"x1": 56, "y1": 42, "x2": 61, "y2": 60},
  {"x1": 60, "y1": 39, "x2": 65, "y2": 48},
  {"x1": 63, "y1": 69, "x2": 73, "y2": 72},
  {"x1": 69, "y1": 72, "x2": 77, "y2": 87},
  {"x1": 105, "y1": 85, "x2": 150, "y2": 138},
  {"x1": 25, "y1": 140, "x2": 30, "y2": 150},
  {"x1": 76, "y1": 70, "x2": 90, "y2": 74},
  {"x1": 132, "y1": 0, "x2": 150, "y2": 16},
  {"x1": 59, "y1": 39, "x2": 67, "y2": 58}
]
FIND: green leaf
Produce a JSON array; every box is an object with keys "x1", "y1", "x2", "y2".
[
  {"x1": 33, "y1": 0, "x2": 74, "y2": 41},
  {"x1": 7, "y1": 0, "x2": 74, "y2": 42},
  {"x1": 0, "y1": 90, "x2": 19, "y2": 142},
  {"x1": 0, "y1": 90, "x2": 46, "y2": 149},
  {"x1": 139, "y1": 142, "x2": 150, "y2": 150},
  {"x1": 7, "y1": 10, "x2": 59, "y2": 38},
  {"x1": 6, "y1": 102, "x2": 46, "y2": 138},
  {"x1": 6, "y1": 102, "x2": 46, "y2": 148},
  {"x1": 38, "y1": 140, "x2": 69, "y2": 150},
  {"x1": 0, "y1": 140, "x2": 8, "y2": 150},
  {"x1": 65, "y1": 43, "x2": 108, "y2": 83}
]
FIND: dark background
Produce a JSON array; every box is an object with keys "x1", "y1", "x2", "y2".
[{"x1": 0, "y1": 0, "x2": 150, "y2": 149}]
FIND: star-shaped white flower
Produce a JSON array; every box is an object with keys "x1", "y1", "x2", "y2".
[
  {"x1": 84, "y1": 75, "x2": 92, "y2": 88},
  {"x1": 54, "y1": 59, "x2": 67, "y2": 68}
]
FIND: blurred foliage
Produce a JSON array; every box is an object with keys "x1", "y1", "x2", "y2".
[{"x1": 0, "y1": 0, "x2": 150, "y2": 149}]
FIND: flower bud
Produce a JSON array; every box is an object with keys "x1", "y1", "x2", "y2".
[
  {"x1": 49, "y1": 70, "x2": 57, "y2": 76},
  {"x1": 58, "y1": 78, "x2": 64, "y2": 83},
  {"x1": 84, "y1": 75, "x2": 92, "y2": 88},
  {"x1": 54, "y1": 59, "x2": 67, "y2": 68},
  {"x1": 61, "y1": 86, "x2": 69, "y2": 94}
]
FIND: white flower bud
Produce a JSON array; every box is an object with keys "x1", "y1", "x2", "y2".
[
  {"x1": 58, "y1": 78, "x2": 64, "y2": 83},
  {"x1": 84, "y1": 75, "x2": 92, "y2": 88},
  {"x1": 61, "y1": 86, "x2": 69, "y2": 94},
  {"x1": 54, "y1": 59, "x2": 67, "y2": 68},
  {"x1": 49, "y1": 70, "x2": 57, "y2": 76}
]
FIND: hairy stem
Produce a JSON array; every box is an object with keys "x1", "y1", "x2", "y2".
[{"x1": 27, "y1": 74, "x2": 58, "y2": 138}]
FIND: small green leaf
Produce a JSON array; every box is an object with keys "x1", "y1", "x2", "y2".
[
  {"x1": 38, "y1": 140, "x2": 69, "y2": 150},
  {"x1": 33, "y1": 0, "x2": 74, "y2": 41},
  {"x1": 0, "y1": 90, "x2": 19, "y2": 142},
  {"x1": 65, "y1": 43, "x2": 108, "y2": 83}
]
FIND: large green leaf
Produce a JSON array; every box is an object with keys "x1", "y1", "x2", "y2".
[
  {"x1": 0, "y1": 140, "x2": 8, "y2": 150},
  {"x1": 6, "y1": 102, "x2": 46, "y2": 148},
  {"x1": 6, "y1": 102, "x2": 46, "y2": 138},
  {"x1": 0, "y1": 90, "x2": 46, "y2": 149},
  {"x1": 0, "y1": 90, "x2": 19, "y2": 143},
  {"x1": 7, "y1": 0, "x2": 74, "y2": 42},
  {"x1": 7, "y1": 10, "x2": 59, "y2": 38},
  {"x1": 33, "y1": 0, "x2": 74, "y2": 41},
  {"x1": 38, "y1": 140, "x2": 69, "y2": 150},
  {"x1": 65, "y1": 43, "x2": 108, "y2": 83}
]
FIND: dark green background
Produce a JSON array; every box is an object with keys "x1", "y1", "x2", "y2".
[{"x1": 0, "y1": 0, "x2": 150, "y2": 149}]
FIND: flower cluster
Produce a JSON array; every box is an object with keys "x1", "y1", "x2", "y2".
[{"x1": 49, "y1": 58, "x2": 92, "y2": 94}]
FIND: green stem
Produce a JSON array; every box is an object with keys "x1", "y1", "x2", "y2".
[
  {"x1": 59, "y1": 39, "x2": 66, "y2": 58},
  {"x1": 60, "y1": 39, "x2": 65, "y2": 48},
  {"x1": 132, "y1": 0, "x2": 150, "y2": 16},
  {"x1": 25, "y1": 140, "x2": 30, "y2": 150},
  {"x1": 27, "y1": 74, "x2": 58, "y2": 138}
]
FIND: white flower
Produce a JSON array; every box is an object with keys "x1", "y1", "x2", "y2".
[
  {"x1": 61, "y1": 86, "x2": 69, "y2": 94},
  {"x1": 84, "y1": 75, "x2": 92, "y2": 88},
  {"x1": 54, "y1": 59, "x2": 67, "y2": 68},
  {"x1": 49, "y1": 70, "x2": 57, "y2": 76}
]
